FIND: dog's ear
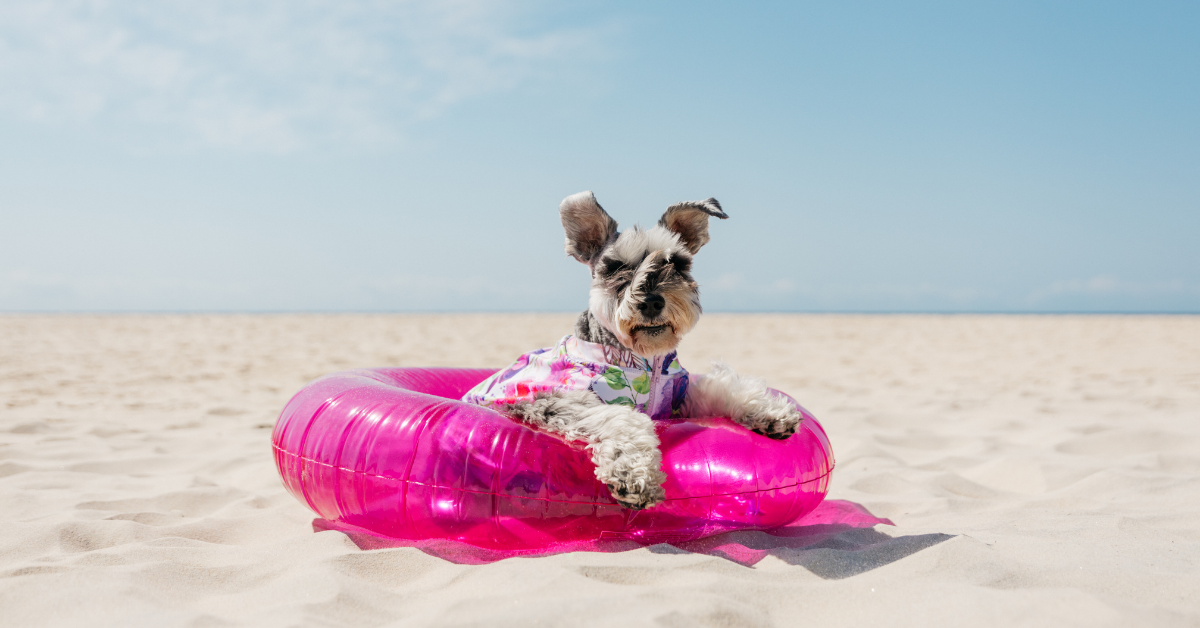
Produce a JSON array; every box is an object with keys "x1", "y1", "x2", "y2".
[
  {"x1": 560, "y1": 191, "x2": 618, "y2": 266},
  {"x1": 658, "y1": 198, "x2": 728, "y2": 254}
]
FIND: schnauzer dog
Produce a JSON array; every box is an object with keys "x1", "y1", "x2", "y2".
[{"x1": 462, "y1": 191, "x2": 803, "y2": 509}]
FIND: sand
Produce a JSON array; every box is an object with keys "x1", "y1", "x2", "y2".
[{"x1": 1, "y1": 313, "x2": 1198, "y2": 627}]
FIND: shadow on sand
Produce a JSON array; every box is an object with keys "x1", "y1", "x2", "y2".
[
  {"x1": 650, "y1": 524, "x2": 953, "y2": 575},
  {"x1": 315, "y1": 499, "x2": 951, "y2": 574}
]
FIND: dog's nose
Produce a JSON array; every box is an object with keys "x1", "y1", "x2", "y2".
[{"x1": 638, "y1": 294, "x2": 666, "y2": 318}]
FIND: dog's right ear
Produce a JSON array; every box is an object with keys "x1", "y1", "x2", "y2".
[{"x1": 560, "y1": 191, "x2": 618, "y2": 266}]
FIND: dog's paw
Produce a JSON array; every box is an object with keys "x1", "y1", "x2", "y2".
[
  {"x1": 747, "y1": 405, "x2": 804, "y2": 440},
  {"x1": 607, "y1": 480, "x2": 666, "y2": 510},
  {"x1": 600, "y1": 460, "x2": 667, "y2": 510}
]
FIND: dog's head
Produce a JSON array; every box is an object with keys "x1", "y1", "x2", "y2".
[{"x1": 559, "y1": 191, "x2": 728, "y2": 358}]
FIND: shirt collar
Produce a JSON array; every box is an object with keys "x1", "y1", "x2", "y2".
[{"x1": 563, "y1": 335, "x2": 673, "y2": 371}]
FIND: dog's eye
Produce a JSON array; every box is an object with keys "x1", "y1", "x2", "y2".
[
  {"x1": 600, "y1": 258, "x2": 635, "y2": 293},
  {"x1": 601, "y1": 260, "x2": 628, "y2": 276},
  {"x1": 671, "y1": 256, "x2": 692, "y2": 276}
]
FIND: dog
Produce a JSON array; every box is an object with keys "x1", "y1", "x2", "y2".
[{"x1": 462, "y1": 191, "x2": 803, "y2": 509}]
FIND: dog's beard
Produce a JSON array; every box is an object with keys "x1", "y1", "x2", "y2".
[
  {"x1": 590, "y1": 286, "x2": 700, "y2": 358},
  {"x1": 627, "y1": 322, "x2": 680, "y2": 357}
]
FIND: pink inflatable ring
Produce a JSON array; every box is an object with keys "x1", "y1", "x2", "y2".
[{"x1": 272, "y1": 367, "x2": 834, "y2": 549}]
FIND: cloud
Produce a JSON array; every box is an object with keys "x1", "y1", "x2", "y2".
[
  {"x1": 0, "y1": 268, "x2": 258, "y2": 311},
  {"x1": 0, "y1": 267, "x2": 568, "y2": 311},
  {"x1": 0, "y1": 0, "x2": 606, "y2": 152},
  {"x1": 1029, "y1": 275, "x2": 1200, "y2": 300},
  {"x1": 709, "y1": 273, "x2": 797, "y2": 295}
]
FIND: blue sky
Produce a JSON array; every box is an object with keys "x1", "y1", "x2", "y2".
[{"x1": 1, "y1": 1, "x2": 1197, "y2": 312}]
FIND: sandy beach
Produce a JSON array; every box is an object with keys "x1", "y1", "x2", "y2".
[{"x1": 2, "y1": 313, "x2": 1198, "y2": 627}]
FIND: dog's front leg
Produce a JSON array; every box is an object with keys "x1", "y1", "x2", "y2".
[
  {"x1": 682, "y1": 363, "x2": 803, "y2": 439},
  {"x1": 501, "y1": 390, "x2": 667, "y2": 509}
]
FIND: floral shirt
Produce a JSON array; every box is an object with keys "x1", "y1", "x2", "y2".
[{"x1": 462, "y1": 335, "x2": 689, "y2": 420}]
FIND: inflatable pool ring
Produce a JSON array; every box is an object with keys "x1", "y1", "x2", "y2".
[{"x1": 272, "y1": 367, "x2": 834, "y2": 549}]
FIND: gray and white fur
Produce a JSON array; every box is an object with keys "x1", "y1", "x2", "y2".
[{"x1": 499, "y1": 191, "x2": 803, "y2": 510}]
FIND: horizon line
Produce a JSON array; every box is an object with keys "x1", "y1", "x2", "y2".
[{"x1": 2, "y1": 309, "x2": 1198, "y2": 316}]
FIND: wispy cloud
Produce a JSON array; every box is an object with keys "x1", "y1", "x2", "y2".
[
  {"x1": 0, "y1": 267, "x2": 570, "y2": 311},
  {"x1": 708, "y1": 273, "x2": 797, "y2": 296},
  {"x1": 1022, "y1": 274, "x2": 1200, "y2": 309},
  {"x1": 0, "y1": 0, "x2": 606, "y2": 152},
  {"x1": 706, "y1": 273, "x2": 999, "y2": 310},
  {"x1": 1026, "y1": 275, "x2": 1200, "y2": 305}
]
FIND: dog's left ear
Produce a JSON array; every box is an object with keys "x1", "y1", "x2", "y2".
[{"x1": 658, "y1": 198, "x2": 728, "y2": 254}]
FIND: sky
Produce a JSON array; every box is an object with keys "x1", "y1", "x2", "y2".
[{"x1": 1, "y1": 1, "x2": 1197, "y2": 313}]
